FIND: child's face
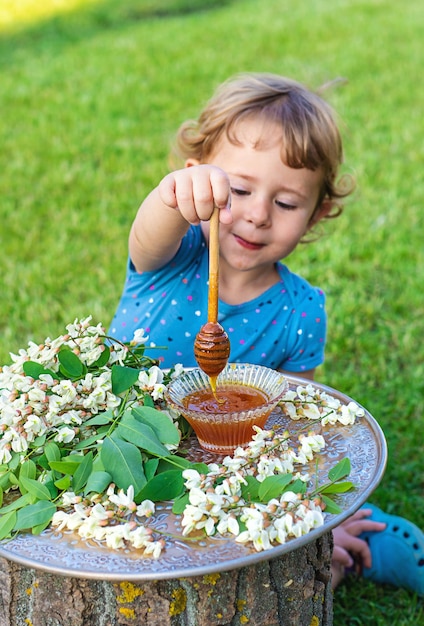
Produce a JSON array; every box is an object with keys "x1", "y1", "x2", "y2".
[{"x1": 201, "y1": 118, "x2": 329, "y2": 275}]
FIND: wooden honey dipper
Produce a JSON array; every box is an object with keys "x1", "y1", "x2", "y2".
[{"x1": 194, "y1": 207, "x2": 230, "y2": 392}]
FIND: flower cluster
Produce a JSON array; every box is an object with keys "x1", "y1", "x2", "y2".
[
  {"x1": 179, "y1": 427, "x2": 327, "y2": 551},
  {"x1": 281, "y1": 383, "x2": 365, "y2": 426},
  {"x1": 51, "y1": 486, "x2": 164, "y2": 557},
  {"x1": 0, "y1": 317, "x2": 180, "y2": 465},
  {"x1": 0, "y1": 318, "x2": 363, "y2": 558}
]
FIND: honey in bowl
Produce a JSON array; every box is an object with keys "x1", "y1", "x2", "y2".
[
  {"x1": 165, "y1": 364, "x2": 288, "y2": 455},
  {"x1": 182, "y1": 385, "x2": 270, "y2": 454}
]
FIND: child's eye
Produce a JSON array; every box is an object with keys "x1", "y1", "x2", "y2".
[
  {"x1": 276, "y1": 200, "x2": 297, "y2": 210},
  {"x1": 230, "y1": 187, "x2": 250, "y2": 196}
]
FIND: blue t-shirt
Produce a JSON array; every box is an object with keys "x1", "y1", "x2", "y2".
[{"x1": 109, "y1": 226, "x2": 326, "y2": 373}]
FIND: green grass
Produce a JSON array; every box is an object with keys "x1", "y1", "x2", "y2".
[{"x1": 0, "y1": 0, "x2": 423, "y2": 622}]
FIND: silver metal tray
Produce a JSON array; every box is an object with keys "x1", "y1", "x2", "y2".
[{"x1": 0, "y1": 376, "x2": 387, "y2": 580}]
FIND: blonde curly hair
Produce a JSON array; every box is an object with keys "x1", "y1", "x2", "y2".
[{"x1": 173, "y1": 73, "x2": 354, "y2": 219}]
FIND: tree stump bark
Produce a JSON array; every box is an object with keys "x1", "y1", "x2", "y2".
[{"x1": 0, "y1": 532, "x2": 333, "y2": 626}]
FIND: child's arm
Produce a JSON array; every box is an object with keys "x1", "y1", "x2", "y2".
[{"x1": 129, "y1": 165, "x2": 231, "y2": 273}]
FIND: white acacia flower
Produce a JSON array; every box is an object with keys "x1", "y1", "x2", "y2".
[
  {"x1": 138, "y1": 366, "x2": 164, "y2": 388},
  {"x1": 170, "y1": 363, "x2": 184, "y2": 379},
  {"x1": 108, "y1": 485, "x2": 136, "y2": 511},
  {"x1": 182, "y1": 469, "x2": 202, "y2": 490},
  {"x1": 61, "y1": 491, "x2": 79, "y2": 506},
  {"x1": 23, "y1": 414, "x2": 45, "y2": 438},
  {"x1": 0, "y1": 443, "x2": 12, "y2": 464},
  {"x1": 136, "y1": 500, "x2": 155, "y2": 518},
  {"x1": 142, "y1": 539, "x2": 164, "y2": 559},
  {"x1": 54, "y1": 426, "x2": 76, "y2": 443},
  {"x1": 297, "y1": 434, "x2": 325, "y2": 461},
  {"x1": 131, "y1": 328, "x2": 149, "y2": 345},
  {"x1": 130, "y1": 525, "x2": 153, "y2": 549},
  {"x1": 104, "y1": 524, "x2": 132, "y2": 550}
]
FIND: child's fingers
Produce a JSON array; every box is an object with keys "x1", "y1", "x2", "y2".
[{"x1": 332, "y1": 545, "x2": 354, "y2": 568}]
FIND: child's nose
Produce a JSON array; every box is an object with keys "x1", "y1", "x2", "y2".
[{"x1": 246, "y1": 198, "x2": 272, "y2": 227}]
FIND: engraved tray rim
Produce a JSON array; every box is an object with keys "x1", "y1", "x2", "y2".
[{"x1": 0, "y1": 375, "x2": 387, "y2": 580}]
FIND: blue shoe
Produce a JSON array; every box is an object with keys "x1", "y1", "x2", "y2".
[{"x1": 359, "y1": 503, "x2": 424, "y2": 595}]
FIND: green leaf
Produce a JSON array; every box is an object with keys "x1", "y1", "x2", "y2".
[
  {"x1": 116, "y1": 413, "x2": 170, "y2": 457},
  {"x1": 32, "y1": 434, "x2": 47, "y2": 447},
  {"x1": 18, "y1": 460, "x2": 37, "y2": 490},
  {"x1": 0, "y1": 493, "x2": 33, "y2": 514},
  {"x1": 111, "y1": 365, "x2": 139, "y2": 396},
  {"x1": 132, "y1": 406, "x2": 180, "y2": 446},
  {"x1": 157, "y1": 455, "x2": 191, "y2": 473},
  {"x1": 49, "y1": 458, "x2": 83, "y2": 475},
  {"x1": 320, "y1": 495, "x2": 342, "y2": 515},
  {"x1": 241, "y1": 475, "x2": 261, "y2": 502},
  {"x1": 0, "y1": 511, "x2": 17, "y2": 540},
  {"x1": 19, "y1": 477, "x2": 51, "y2": 501},
  {"x1": 58, "y1": 348, "x2": 86, "y2": 378},
  {"x1": 0, "y1": 487, "x2": 2, "y2": 508},
  {"x1": 14, "y1": 501, "x2": 57, "y2": 532},
  {"x1": 144, "y1": 458, "x2": 159, "y2": 482},
  {"x1": 320, "y1": 481, "x2": 355, "y2": 494},
  {"x1": 44, "y1": 442, "x2": 62, "y2": 464},
  {"x1": 84, "y1": 471, "x2": 112, "y2": 495},
  {"x1": 81, "y1": 411, "x2": 114, "y2": 427},
  {"x1": 143, "y1": 394, "x2": 155, "y2": 408},
  {"x1": 43, "y1": 479, "x2": 59, "y2": 500},
  {"x1": 22, "y1": 361, "x2": 56, "y2": 380},
  {"x1": 257, "y1": 474, "x2": 294, "y2": 502},
  {"x1": 136, "y1": 470, "x2": 185, "y2": 503},
  {"x1": 74, "y1": 426, "x2": 109, "y2": 450},
  {"x1": 190, "y1": 462, "x2": 210, "y2": 474},
  {"x1": 328, "y1": 458, "x2": 351, "y2": 482},
  {"x1": 90, "y1": 345, "x2": 110, "y2": 368},
  {"x1": 32, "y1": 519, "x2": 53, "y2": 535},
  {"x1": 72, "y1": 452, "x2": 93, "y2": 493},
  {"x1": 0, "y1": 471, "x2": 13, "y2": 492},
  {"x1": 101, "y1": 436, "x2": 147, "y2": 492},
  {"x1": 172, "y1": 492, "x2": 190, "y2": 515},
  {"x1": 289, "y1": 478, "x2": 307, "y2": 494},
  {"x1": 54, "y1": 475, "x2": 72, "y2": 490}
]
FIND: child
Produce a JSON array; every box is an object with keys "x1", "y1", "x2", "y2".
[{"x1": 110, "y1": 73, "x2": 424, "y2": 594}]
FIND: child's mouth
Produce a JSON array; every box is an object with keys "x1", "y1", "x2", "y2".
[{"x1": 234, "y1": 234, "x2": 264, "y2": 250}]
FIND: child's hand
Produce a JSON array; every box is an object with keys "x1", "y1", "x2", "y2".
[
  {"x1": 332, "y1": 507, "x2": 386, "y2": 571},
  {"x1": 158, "y1": 164, "x2": 232, "y2": 225}
]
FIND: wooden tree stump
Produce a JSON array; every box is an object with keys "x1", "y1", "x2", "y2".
[{"x1": 0, "y1": 532, "x2": 333, "y2": 626}]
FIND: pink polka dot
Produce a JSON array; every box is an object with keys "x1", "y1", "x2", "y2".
[
  {"x1": 271, "y1": 319, "x2": 277, "y2": 325},
  {"x1": 161, "y1": 292, "x2": 167, "y2": 298},
  {"x1": 301, "y1": 312, "x2": 307, "y2": 317},
  {"x1": 261, "y1": 353, "x2": 266, "y2": 358},
  {"x1": 146, "y1": 327, "x2": 151, "y2": 333},
  {"x1": 176, "y1": 351, "x2": 182, "y2": 356},
  {"x1": 255, "y1": 308, "x2": 261, "y2": 313},
  {"x1": 149, "y1": 285, "x2": 155, "y2": 291},
  {"x1": 160, "y1": 319, "x2": 166, "y2": 325},
  {"x1": 182, "y1": 278, "x2": 188, "y2": 284},
  {"x1": 316, "y1": 318, "x2": 321, "y2": 323},
  {"x1": 239, "y1": 339, "x2": 245, "y2": 345},
  {"x1": 187, "y1": 295, "x2": 193, "y2": 301}
]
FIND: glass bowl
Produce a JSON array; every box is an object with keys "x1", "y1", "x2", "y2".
[{"x1": 165, "y1": 364, "x2": 288, "y2": 455}]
